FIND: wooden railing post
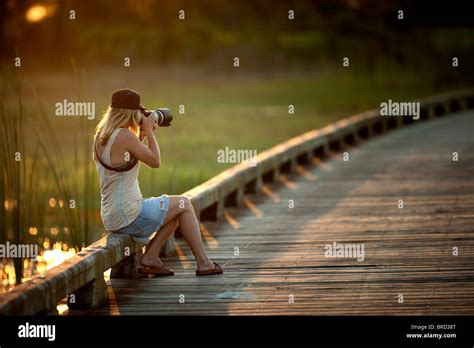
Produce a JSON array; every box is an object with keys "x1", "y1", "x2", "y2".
[
  {"x1": 68, "y1": 253, "x2": 109, "y2": 309},
  {"x1": 110, "y1": 248, "x2": 143, "y2": 278},
  {"x1": 67, "y1": 277, "x2": 108, "y2": 309}
]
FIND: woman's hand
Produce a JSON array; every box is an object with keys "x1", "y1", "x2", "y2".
[
  {"x1": 140, "y1": 115, "x2": 158, "y2": 141},
  {"x1": 143, "y1": 114, "x2": 155, "y2": 130}
]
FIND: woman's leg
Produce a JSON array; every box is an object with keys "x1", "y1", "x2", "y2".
[
  {"x1": 163, "y1": 195, "x2": 215, "y2": 271},
  {"x1": 140, "y1": 218, "x2": 179, "y2": 268}
]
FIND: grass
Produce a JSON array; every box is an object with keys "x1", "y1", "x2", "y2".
[{"x1": 0, "y1": 61, "x2": 470, "y2": 269}]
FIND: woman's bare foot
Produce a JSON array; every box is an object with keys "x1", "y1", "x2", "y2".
[
  {"x1": 196, "y1": 258, "x2": 218, "y2": 272},
  {"x1": 196, "y1": 259, "x2": 223, "y2": 276},
  {"x1": 140, "y1": 254, "x2": 164, "y2": 269}
]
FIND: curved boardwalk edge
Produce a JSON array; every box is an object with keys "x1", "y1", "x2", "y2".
[{"x1": 1, "y1": 89, "x2": 473, "y2": 315}]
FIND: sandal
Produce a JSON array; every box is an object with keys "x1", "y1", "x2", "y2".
[
  {"x1": 138, "y1": 264, "x2": 174, "y2": 276},
  {"x1": 196, "y1": 262, "x2": 223, "y2": 276}
]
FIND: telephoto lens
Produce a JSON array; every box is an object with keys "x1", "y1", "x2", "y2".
[
  {"x1": 141, "y1": 107, "x2": 173, "y2": 127},
  {"x1": 153, "y1": 108, "x2": 173, "y2": 127}
]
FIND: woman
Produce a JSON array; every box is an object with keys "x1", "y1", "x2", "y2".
[{"x1": 93, "y1": 89, "x2": 222, "y2": 276}]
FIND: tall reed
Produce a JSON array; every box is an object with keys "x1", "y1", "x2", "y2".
[
  {"x1": 70, "y1": 57, "x2": 97, "y2": 246},
  {"x1": 1, "y1": 65, "x2": 27, "y2": 283}
]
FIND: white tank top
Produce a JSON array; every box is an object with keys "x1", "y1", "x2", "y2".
[{"x1": 94, "y1": 128, "x2": 143, "y2": 231}]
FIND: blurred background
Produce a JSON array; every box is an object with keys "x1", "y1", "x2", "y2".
[{"x1": 1, "y1": 0, "x2": 473, "y2": 289}]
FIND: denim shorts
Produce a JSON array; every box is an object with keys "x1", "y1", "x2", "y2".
[{"x1": 114, "y1": 194, "x2": 169, "y2": 242}]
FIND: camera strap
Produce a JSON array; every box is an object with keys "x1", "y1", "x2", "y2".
[{"x1": 94, "y1": 133, "x2": 138, "y2": 172}]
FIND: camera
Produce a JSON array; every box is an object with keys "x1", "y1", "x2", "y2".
[{"x1": 140, "y1": 107, "x2": 173, "y2": 127}]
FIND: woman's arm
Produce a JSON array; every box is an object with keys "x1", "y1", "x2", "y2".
[
  {"x1": 122, "y1": 116, "x2": 161, "y2": 168},
  {"x1": 143, "y1": 116, "x2": 161, "y2": 167}
]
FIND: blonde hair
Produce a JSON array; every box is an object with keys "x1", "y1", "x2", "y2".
[{"x1": 94, "y1": 107, "x2": 142, "y2": 147}]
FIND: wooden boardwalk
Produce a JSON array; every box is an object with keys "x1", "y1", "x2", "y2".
[{"x1": 69, "y1": 111, "x2": 474, "y2": 315}]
